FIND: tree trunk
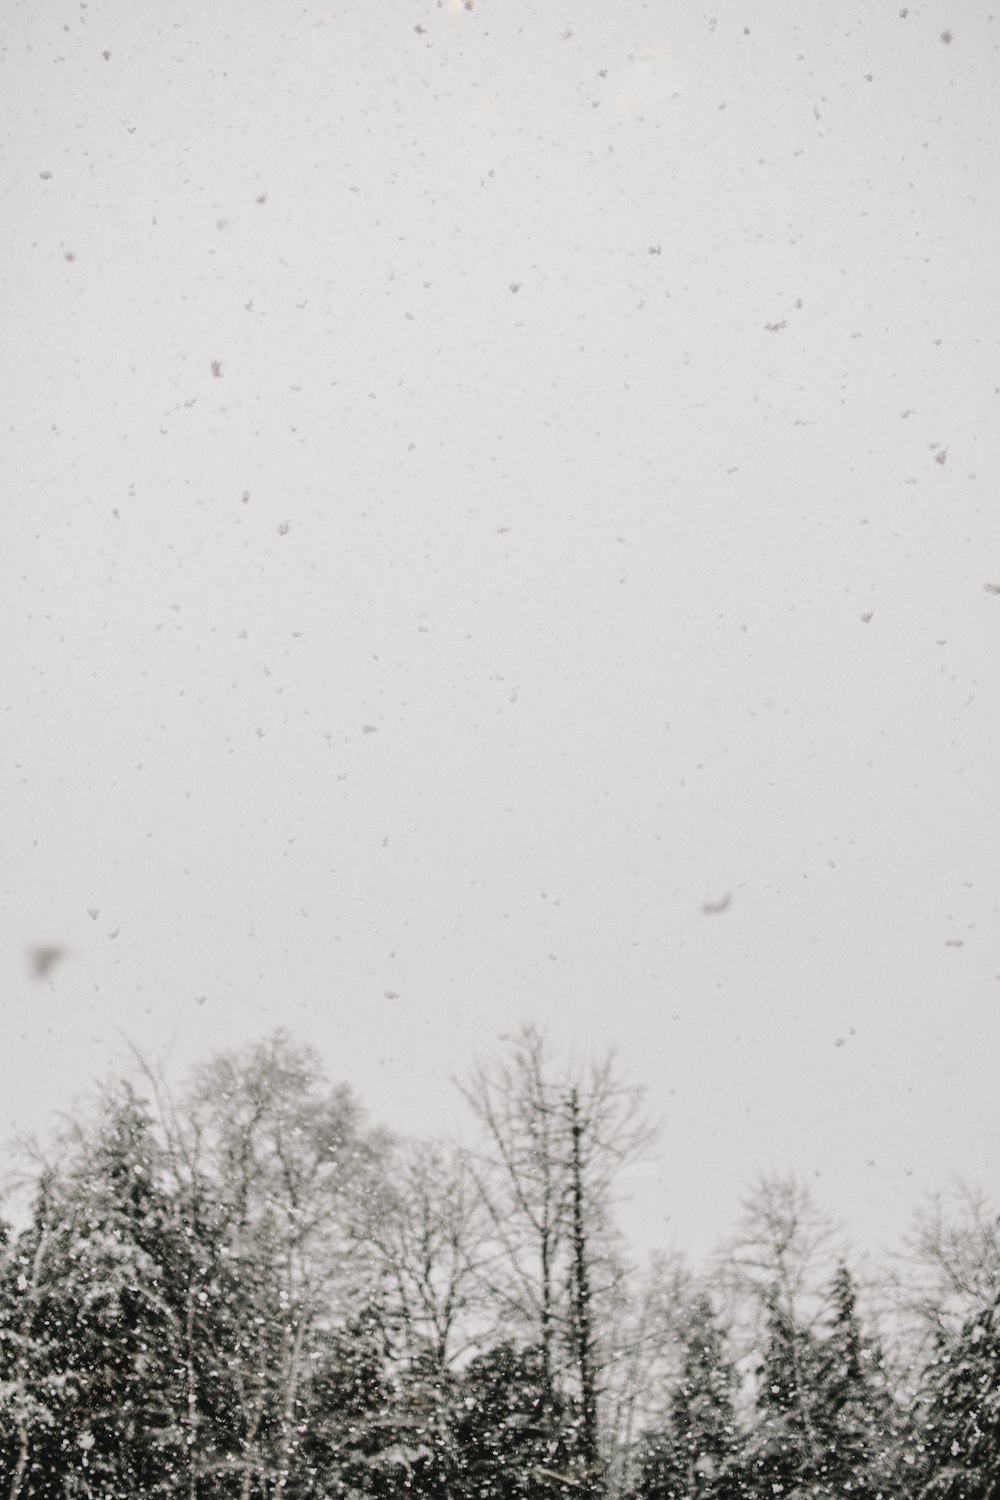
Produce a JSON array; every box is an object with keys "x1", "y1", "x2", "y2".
[
  {"x1": 277, "y1": 1313, "x2": 307, "y2": 1490},
  {"x1": 569, "y1": 1089, "x2": 603, "y2": 1499},
  {"x1": 540, "y1": 1191, "x2": 554, "y2": 1392},
  {"x1": 185, "y1": 1283, "x2": 199, "y2": 1500},
  {"x1": 239, "y1": 1378, "x2": 266, "y2": 1500}
]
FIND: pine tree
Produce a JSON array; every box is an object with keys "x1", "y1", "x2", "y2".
[
  {"x1": 0, "y1": 1087, "x2": 194, "y2": 1498},
  {"x1": 742, "y1": 1284, "x2": 826, "y2": 1498},
  {"x1": 299, "y1": 1307, "x2": 402, "y2": 1497},
  {"x1": 812, "y1": 1264, "x2": 897, "y2": 1498},
  {"x1": 451, "y1": 1340, "x2": 579, "y2": 1500},
  {"x1": 0, "y1": 1177, "x2": 67, "y2": 1500},
  {"x1": 391, "y1": 1345, "x2": 461, "y2": 1498},
  {"x1": 673, "y1": 1293, "x2": 742, "y2": 1499},
  {"x1": 737, "y1": 1263, "x2": 909, "y2": 1500},
  {"x1": 632, "y1": 1292, "x2": 743, "y2": 1500},
  {"x1": 916, "y1": 1290, "x2": 1000, "y2": 1500}
]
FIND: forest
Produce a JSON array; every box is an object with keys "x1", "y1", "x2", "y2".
[{"x1": 1, "y1": 1027, "x2": 997, "y2": 1499}]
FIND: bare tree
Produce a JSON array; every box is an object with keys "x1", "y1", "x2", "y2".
[
  {"x1": 457, "y1": 1024, "x2": 656, "y2": 1497},
  {"x1": 715, "y1": 1174, "x2": 844, "y2": 1331},
  {"x1": 366, "y1": 1137, "x2": 489, "y2": 1367},
  {"x1": 458, "y1": 1025, "x2": 569, "y2": 1384},
  {"x1": 890, "y1": 1179, "x2": 1000, "y2": 1365},
  {"x1": 600, "y1": 1249, "x2": 694, "y2": 1500}
]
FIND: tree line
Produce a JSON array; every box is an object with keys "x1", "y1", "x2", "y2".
[{"x1": 1, "y1": 1027, "x2": 997, "y2": 1498}]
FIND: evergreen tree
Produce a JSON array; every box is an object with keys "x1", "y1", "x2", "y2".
[
  {"x1": 631, "y1": 1292, "x2": 743, "y2": 1500},
  {"x1": 812, "y1": 1264, "x2": 898, "y2": 1498},
  {"x1": 0, "y1": 1174, "x2": 68, "y2": 1500},
  {"x1": 451, "y1": 1340, "x2": 579, "y2": 1500},
  {"x1": 299, "y1": 1307, "x2": 403, "y2": 1497},
  {"x1": 0, "y1": 1087, "x2": 194, "y2": 1498},
  {"x1": 739, "y1": 1264, "x2": 908, "y2": 1500},
  {"x1": 391, "y1": 1345, "x2": 461, "y2": 1498},
  {"x1": 916, "y1": 1290, "x2": 1000, "y2": 1500},
  {"x1": 741, "y1": 1284, "x2": 826, "y2": 1498}
]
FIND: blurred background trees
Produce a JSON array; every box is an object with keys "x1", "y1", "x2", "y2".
[{"x1": 1, "y1": 1028, "x2": 996, "y2": 1499}]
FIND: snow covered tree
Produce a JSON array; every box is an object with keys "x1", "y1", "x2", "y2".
[
  {"x1": 741, "y1": 1282, "x2": 826, "y2": 1498},
  {"x1": 712, "y1": 1177, "x2": 848, "y2": 1496},
  {"x1": 458, "y1": 1028, "x2": 573, "y2": 1392},
  {"x1": 717, "y1": 1176, "x2": 841, "y2": 1353},
  {"x1": 0, "y1": 1172, "x2": 67, "y2": 1500},
  {"x1": 451, "y1": 1340, "x2": 580, "y2": 1500},
  {"x1": 915, "y1": 1289, "x2": 1000, "y2": 1500},
  {"x1": 296, "y1": 1306, "x2": 405, "y2": 1496},
  {"x1": 810, "y1": 1263, "x2": 900, "y2": 1498},
  {"x1": 631, "y1": 1292, "x2": 743, "y2": 1500},
  {"x1": 738, "y1": 1260, "x2": 907, "y2": 1500},
  {"x1": 299, "y1": 1309, "x2": 465, "y2": 1498},
  {"x1": 0, "y1": 1086, "x2": 196, "y2": 1498}
]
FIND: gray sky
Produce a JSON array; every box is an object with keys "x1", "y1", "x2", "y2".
[{"x1": 2, "y1": 0, "x2": 998, "y2": 1264}]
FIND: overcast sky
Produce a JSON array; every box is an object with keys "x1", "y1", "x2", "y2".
[{"x1": 2, "y1": 0, "x2": 998, "y2": 1264}]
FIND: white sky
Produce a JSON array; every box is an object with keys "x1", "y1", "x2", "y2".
[{"x1": 2, "y1": 0, "x2": 998, "y2": 1266}]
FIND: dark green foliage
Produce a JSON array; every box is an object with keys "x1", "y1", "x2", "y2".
[
  {"x1": 741, "y1": 1286, "x2": 826, "y2": 1496},
  {"x1": 390, "y1": 1347, "x2": 462, "y2": 1498},
  {"x1": 0, "y1": 1087, "x2": 196, "y2": 1498},
  {"x1": 452, "y1": 1340, "x2": 580, "y2": 1500},
  {"x1": 0, "y1": 1043, "x2": 393, "y2": 1500},
  {"x1": 298, "y1": 1310, "x2": 405, "y2": 1496},
  {"x1": 812, "y1": 1264, "x2": 897, "y2": 1498},
  {"x1": 916, "y1": 1292, "x2": 1000, "y2": 1500},
  {"x1": 633, "y1": 1294, "x2": 743, "y2": 1500},
  {"x1": 742, "y1": 1264, "x2": 905, "y2": 1500}
]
